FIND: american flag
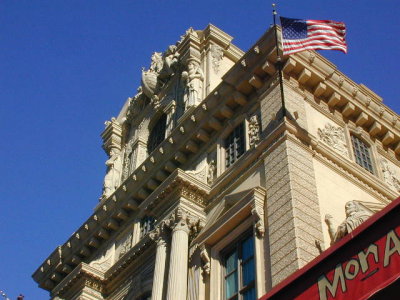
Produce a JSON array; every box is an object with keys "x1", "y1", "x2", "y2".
[{"x1": 280, "y1": 17, "x2": 347, "y2": 55}]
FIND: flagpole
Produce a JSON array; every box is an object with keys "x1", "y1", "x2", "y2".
[{"x1": 272, "y1": 3, "x2": 286, "y2": 119}]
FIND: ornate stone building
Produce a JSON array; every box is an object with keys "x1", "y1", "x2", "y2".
[{"x1": 33, "y1": 24, "x2": 400, "y2": 300}]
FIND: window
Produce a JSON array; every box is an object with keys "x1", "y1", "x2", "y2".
[
  {"x1": 225, "y1": 123, "x2": 245, "y2": 168},
  {"x1": 147, "y1": 114, "x2": 167, "y2": 154},
  {"x1": 351, "y1": 135, "x2": 374, "y2": 173},
  {"x1": 140, "y1": 216, "x2": 155, "y2": 238},
  {"x1": 223, "y1": 234, "x2": 256, "y2": 300}
]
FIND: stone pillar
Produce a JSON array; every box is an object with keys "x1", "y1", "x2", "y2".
[
  {"x1": 260, "y1": 83, "x2": 324, "y2": 286},
  {"x1": 165, "y1": 208, "x2": 192, "y2": 300},
  {"x1": 149, "y1": 223, "x2": 168, "y2": 300}
]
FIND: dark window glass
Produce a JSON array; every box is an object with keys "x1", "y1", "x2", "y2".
[
  {"x1": 224, "y1": 233, "x2": 256, "y2": 300},
  {"x1": 148, "y1": 114, "x2": 167, "y2": 154},
  {"x1": 225, "y1": 123, "x2": 245, "y2": 168},
  {"x1": 351, "y1": 135, "x2": 374, "y2": 173},
  {"x1": 140, "y1": 216, "x2": 155, "y2": 238}
]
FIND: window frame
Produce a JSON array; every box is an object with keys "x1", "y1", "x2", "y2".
[
  {"x1": 224, "y1": 122, "x2": 246, "y2": 169},
  {"x1": 222, "y1": 230, "x2": 256, "y2": 300},
  {"x1": 350, "y1": 134, "x2": 375, "y2": 174},
  {"x1": 147, "y1": 113, "x2": 167, "y2": 154}
]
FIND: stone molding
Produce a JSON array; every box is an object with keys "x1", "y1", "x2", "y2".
[
  {"x1": 193, "y1": 187, "x2": 266, "y2": 245},
  {"x1": 51, "y1": 263, "x2": 105, "y2": 299},
  {"x1": 101, "y1": 118, "x2": 123, "y2": 153},
  {"x1": 283, "y1": 51, "x2": 400, "y2": 155},
  {"x1": 34, "y1": 25, "x2": 399, "y2": 294},
  {"x1": 141, "y1": 169, "x2": 210, "y2": 212}
]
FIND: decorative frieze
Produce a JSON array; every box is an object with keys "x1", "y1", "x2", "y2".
[{"x1": 317, "y1": 123, "x2": 349, "y2": 157}]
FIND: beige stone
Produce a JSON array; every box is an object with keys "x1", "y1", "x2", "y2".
[{"x1": 33, "y1": 25, "x2": 398, "y2": 300}]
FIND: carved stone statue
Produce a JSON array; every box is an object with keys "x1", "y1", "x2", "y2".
[
  {"x1": 141, "y1": 46, "x2": 180, "y2": 99},
  {"x1": 248, "y1": 115, "x2": 260, "y2": 148},
  {"x1": 207, "y1": 160, "x2": 216, "y2": 185},
  {"x1": 160, "y1": 45, "x2": 180, "y2": 79},
  {"x1": 325, "y1": 201, "x2": 373, "y2": 245},
  {"x1": 381, "y1": 159, "x2": 400, "y2": 192},
  {"x1": 182, "y1": 60, "x2": 204, "y2": 109},
  {"x1": 102, "y1": 148, "x2": 122, "y2": 199}
]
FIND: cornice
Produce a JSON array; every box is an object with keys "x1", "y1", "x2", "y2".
[
  {"x1": 51, "y1": 263, "x2": 105, "y2": 297},
  {"x1": 282, "y1": 51, "x2": 400, "y2": 155}
]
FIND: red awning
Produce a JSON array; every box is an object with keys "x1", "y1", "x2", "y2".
[{"x1": 260, "y1": 197, "x2": 400, "y2": 300}]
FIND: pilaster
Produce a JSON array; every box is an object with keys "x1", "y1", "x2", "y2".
[{"x1": 261, "y1": 81, "x2": 323, "y2": 286}]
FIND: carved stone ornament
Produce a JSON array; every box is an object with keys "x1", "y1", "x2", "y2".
[
  {"x1": 165, "y1": 207, "x2": 203, "y2": 239},
  {"x1": 182, "y1": 59, "x2": 204, "y2": 109},
  {"x1": 325, "y1": 201, "x2": 373, "y2": 245},
  {"x1": 381, "y1": 159, "x2": 400, "y2": 192},
  {"x1": 89, "y1": 244, "x2": 115, "y2": 272},
  {"x1": 141, "y1": 46, "x2": 180, "y2": 99},
  {"x1": 210, "y1": 44, "x2": 224, "y2": 74},
  {"x1": 200, "y1": 245, "x2": 211, "y2": 276},
  {"x1": 251, "y1": 207, "x2": 265, "y2": 238},
  {"x1": 248, "y1": 115, "x2": 260, "y2": 148},
  {"x1": 118, "y1": 232, "x2": 133, "y2": 259},
  {"x1": 122, "y1": 139, "x2": 134, "y2": 181},
  {"x1": 207, "y1": 160, "x2": 217, "y2": 185},
  {"x1": 101, "y1": 148, "x2": 122, "y2": 199},
  {"x1": 317, "y1": 123, "x2": 349, "y2": 157},
  {"x1": 186, "y1": 156, "x2": 208, "y2": 183},
  {"x1": 149, "y1": 222, "x2": 168, "y2": 246},
  {"x1": 177, "y1": 27, "x2": 198, "y2": 45}
]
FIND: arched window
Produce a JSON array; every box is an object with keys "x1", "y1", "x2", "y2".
[
  {"x1": 147, "y1": 114, "x2": 167, "y2": 154},
  {"x1": 351, "y1": 135, "x2": 374, "y2": 173}
]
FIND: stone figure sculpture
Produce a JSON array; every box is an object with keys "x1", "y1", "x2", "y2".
[
  {"x1": 381, "y1": 159, "x2": 400, "y2": 192},
  {"x1": 141, "y1": 45, "x2": 180, "y2": 99},
  {"x1": 102, "y1": 148, "x2": 122, "y2": 199},
  {"x1": 182, "y1": 60, "x2": 204, "y2": 109},
  {"x1": 325, "y1": 201, "x2": 373, "y2": 245},
  {"x1": 207, "y1": 160, "x2": 216, "y2": 185},
  {"x1": 161, "y1": 45, "x2": 180, "y2": 78}
]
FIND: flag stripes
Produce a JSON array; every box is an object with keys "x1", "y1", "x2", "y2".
[{"x1": 280, "y1": 17, "x2": 347, "y2": 55}]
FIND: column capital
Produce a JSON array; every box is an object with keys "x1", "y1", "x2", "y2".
[
  {"x1": 149, "y1": 222, "x2": 168, "y2": 246},
  {"x1": 165, "y1": 207, "x2": 204, "y2": 236}
]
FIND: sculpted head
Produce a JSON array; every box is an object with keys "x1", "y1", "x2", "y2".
[{"x1": 345, "y1": 201, "x2": 360, "y2": 217}]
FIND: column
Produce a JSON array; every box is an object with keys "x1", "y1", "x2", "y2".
[
  {"x1": 166, "y1": 208, "x2": 191, "y2": 300},
  {"x1": 150, "y1": 225, "x2": 168, "y2": 300}
]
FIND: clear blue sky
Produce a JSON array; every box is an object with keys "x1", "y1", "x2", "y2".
[{"x1": 1, "y1": 1, "x2": 399, "y2": 298}]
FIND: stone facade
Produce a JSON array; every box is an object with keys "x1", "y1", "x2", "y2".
[{"x1": 33, "y1": 25, "x2": 399, "y2": 300}]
